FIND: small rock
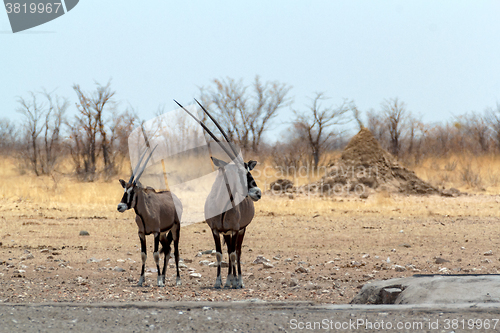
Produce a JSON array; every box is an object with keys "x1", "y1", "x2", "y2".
[
  {"x1": 434, "y1": 257, "x2": 450, "y2": 264},
  {"x1": 183, "y1": 258, "x2": 193, "y2": 263},
  {"x1": 40, "y1": 249, "x2": 50, "y2": 253},
  {"x1": 295, "y1": 266, "x2": 309, "y2": 273},
  {"x1": 263, "y1": 262, "x2": 274, "y2": 269},
  {"x1": 252, "y1": 256, "x2": 270, "y2": 264},
  {"x1": 393, "y1": 265, "x2": 406, "y2": 272},
  {"x1": 359, "y1": 193, "x2": 369, "y2": 199},
  {"x1": 199, "y1": 260, "x2": 212, "y2": 266},
  {"x1": 87, "y1": 257, "x2": 101, "y2": 263},
  {"x1": 221, "y1": 261, "x2": 229, "y2": 268},
  {"x1": 79, "y1": 230, "x2": 90, "y2": 236},
  {"x1": 284, "y1": 258, "x2": 292, "y2": 263},
  {"x1": 113, "y1": 266, "x2": 126, "y2": 272},
  {"x1": 289, "y1": 278, "x2": 299, "y2": 287},
  {"x1": 484, "y1": 250, "x2": 494, "y2": 256},
  {"x1": 195, "y1": 252, "x2": 202, "y2": 257},
  {"x1": 189, "y1": 272, "x2": 202, "y2": 279}
]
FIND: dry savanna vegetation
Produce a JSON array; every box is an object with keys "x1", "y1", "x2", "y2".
[
  {"x1": 1, "y1": 152, "x2": 499, "y2": 304},
  {"x1": 1, "y1": 78, "x2": 500, "y2": 304}
]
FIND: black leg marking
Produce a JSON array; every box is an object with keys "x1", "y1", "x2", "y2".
[
  {"x1": 212, "y1": 230, "x2": 223, "y2": 288},
  {"x1": 138, "y1": 233, "x2": 147, "y2": 287},
  {"x1": 236, "y1": 228, "x2": 246, "y2": 288},
  {"x1": 173, "y1": 225, "x2": 181, "y2": 286},
  {"x1": 160, "y1": 232, "x2": 172, "y2": 284}
]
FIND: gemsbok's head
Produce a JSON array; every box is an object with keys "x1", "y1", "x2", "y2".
[
  {"x1": 117, "y1": 146, "x2": 157, "y2": 212},
  {"x1": 175, "y1": 99, "x2": 262, "y2": 202}
]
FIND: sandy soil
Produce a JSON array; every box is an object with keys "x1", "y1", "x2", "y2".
[{"x1": 1, "y1": 194, "x2": 500, "y2": 305}]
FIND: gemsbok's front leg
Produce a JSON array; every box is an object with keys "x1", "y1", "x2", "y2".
[
  {"x1": 224, "y1": 233, "x2": 237, "y2": 289},
  {"x1": 235, "y1": 228, "x2": 246, "y2": 289},
  {"x1": 212, "y1": 230, "x2": 223, "y2": 288},
  {"x1": 153, "y1": 232, "x2": 164, "y2": 287},
  {"x1": 138, "y1": 232, "x2": 147, "y2": 287}
]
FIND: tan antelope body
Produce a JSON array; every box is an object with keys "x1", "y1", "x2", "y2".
[
  {"x1": 176, "y1": 100, "x2": 262, "y2": 289},
  {"x1": 118, "y1": 148, "x2": 182, "y2": 287}
]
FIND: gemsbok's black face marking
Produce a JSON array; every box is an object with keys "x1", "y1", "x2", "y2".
[
  {"x1": 244, "y1": 160, "x2": 261, "y2": 202},
  {"x1": 117, "y1": 179, "x2": 136, "y2": 212}
]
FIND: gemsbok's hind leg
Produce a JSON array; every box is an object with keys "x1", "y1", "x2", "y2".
[
  {"x1": 212, "y1": 230, "x2": 223, "y2": 288},
  {"x1": 173, "y1": 225, "x2": 181, "y2": 286},
  {"x1": 235, "y1": 228, "x2": 246, "y2": 289},
  {"x1": 153, "y1": 232, "x2": 164, "y2": 287},
  {"x1": 137, "y1": 233, "x2": 147, "y2": 287},
  {"x1": 160, "y1": 232, "x2": 172, "y2": 286}
]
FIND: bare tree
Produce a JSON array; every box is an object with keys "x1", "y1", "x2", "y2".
[
  {"x1": 200, "y1": 75, "x2": 291, "y2": 153},
  {"x1": 0, "y1": 118, "x2": 18, "y2": 155},
  {"x1": 460, "y1": 112, "x2": 490, "y2": 153},
  {"x1": 17, "y1": 91, "x2": 67, "y2": 175},
  {"x1": 293, "y1": 93, "x2": 349, "y2": 168},
  {"x1": 485, "y1": 103, "x2": 500, "y2": 152},
  {"x1": 69, "y1": 81, "x2": 135, "y2": 181},
  {"x1": 381, "y1": 98, "x2": 408, "y2": 158}
]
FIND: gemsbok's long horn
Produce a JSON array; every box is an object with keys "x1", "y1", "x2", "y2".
[
  {"x1": 129, "y1": 148, "x2": 149, "y2": 184},
  {"x1": 194, "y1": 98, "x2": 241, "y2": 162},
  {"x1": 134, "y1": 145, "x2": 158, "y2": 184},
  {"x1": 173, "y1": 100, "x2": 237, "y2": 162}
]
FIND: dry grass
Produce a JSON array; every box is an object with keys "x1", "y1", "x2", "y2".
[
  {"x1": 412, "y1": 154, "x2": 500, "y2": 194},
  {"x1": 1, "y1": 153, "x2": 500, "y2": 222}
]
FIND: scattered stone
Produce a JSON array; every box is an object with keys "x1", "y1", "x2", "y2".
[
  {"x1": 393, "y1": 265, "x2": 406, "y2": 272},
  {"x1": 195, "y1": 252, "x2": 202, "y2": 257},
  {"x1": 79, "y1": 230, "x2": 90, "y2": 236},
  {"x1": 359, "y1": 193, "x2": 369, "y2": 199},
  {"x1": 87, "y1": 257, "x2": 101, "y2": 263},
  {"x1": 199, "y1": 260, "x2": 212, "y2": 266},
  {"x1": 201, "y1": 250, "x2": 213, "y2": 255},
  {"x1": 434, "y1": 257, "x2": 450, "y2": 264},
  {"x1": 284, "y1": 258, "x2": 292, "y2": 263},
  {"x1": 269, "y1": 179, "x2": 294, "y2": 193},
  {"x1": 295, "y1": 266, "x2": 309, "y2": 273},
  {"x1": 40, "y1": 249, "x2": 50, "y2": 253},
  {"x1": 484, "y1": 250, "x2": 494, "y2": 256},
  {"x1": 183, "y1": 258, "x2": 193, "y2": 263},
  {"x1": 113, "y1": 266, "x2": 126, "y2": 272},
  {"x1": 252, "y1": 256, "x2": 270, "y2": 264},
  {"x1": 263, "y1": 262, "x2": 274, "y2": 269},
  {"x1": 221, "y1": 261, "x2": 229, "y2": 268},
  {"x1": 399, "y1": 243, "x2": 411, "y2": 248},
  {"x1": 189, "y1": 272, "x2": 202, "y2": 279},
  {"x1": 289, "y1": 278, "x2": 299, "y2": 287}
]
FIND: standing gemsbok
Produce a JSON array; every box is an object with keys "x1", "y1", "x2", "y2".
[
  {"x1": 175, "y1": 100, "x2": 262, "y2": 289},
  {"x1": 117, "y1": 147, "x2": 183, "y2": 287}
]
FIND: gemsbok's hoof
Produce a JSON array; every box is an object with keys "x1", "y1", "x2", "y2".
[
  {"x1": 176, "y1": 277, "x2": 182, "y2": 286},
  {"x1": 214, "y1": 277, "x2": 222, "y2": 289},
  {"x1": 137, "y1": 276, "x2": 145, "y2": 287},
  {"x1": 157, "y1": 276, "x2": 165, "y2": 287}
]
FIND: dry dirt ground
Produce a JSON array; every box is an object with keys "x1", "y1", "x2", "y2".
[{"x1": 1, "y1": 193, "x2": 500, "y2": 306}]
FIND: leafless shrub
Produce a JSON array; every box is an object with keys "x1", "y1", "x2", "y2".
[
  {"x1": 444, "y1": 160, "x2": 457, "y2": 172},
  {"x1": 460, "y1": 162, "x2": 482, "y2": 188}
]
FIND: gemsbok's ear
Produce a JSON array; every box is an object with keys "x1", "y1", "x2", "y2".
[
  {"x1": 247, "y1": 160, "x2": 257, "y2": 171},
  {"x1": 119, "y1": 179, "x2": 127, "y2": 188}
]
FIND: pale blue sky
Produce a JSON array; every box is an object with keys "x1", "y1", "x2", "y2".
[{"x1": 1, "y1": 1, "x2": 500, "y2": 142}]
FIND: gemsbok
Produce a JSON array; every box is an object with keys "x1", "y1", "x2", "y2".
[
  {"x1": 175, "y1": 100, "x2": 262, "y2": 289},
  {"x1": 117, "y1": 147, "x2": 183, "y2": 287}
]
